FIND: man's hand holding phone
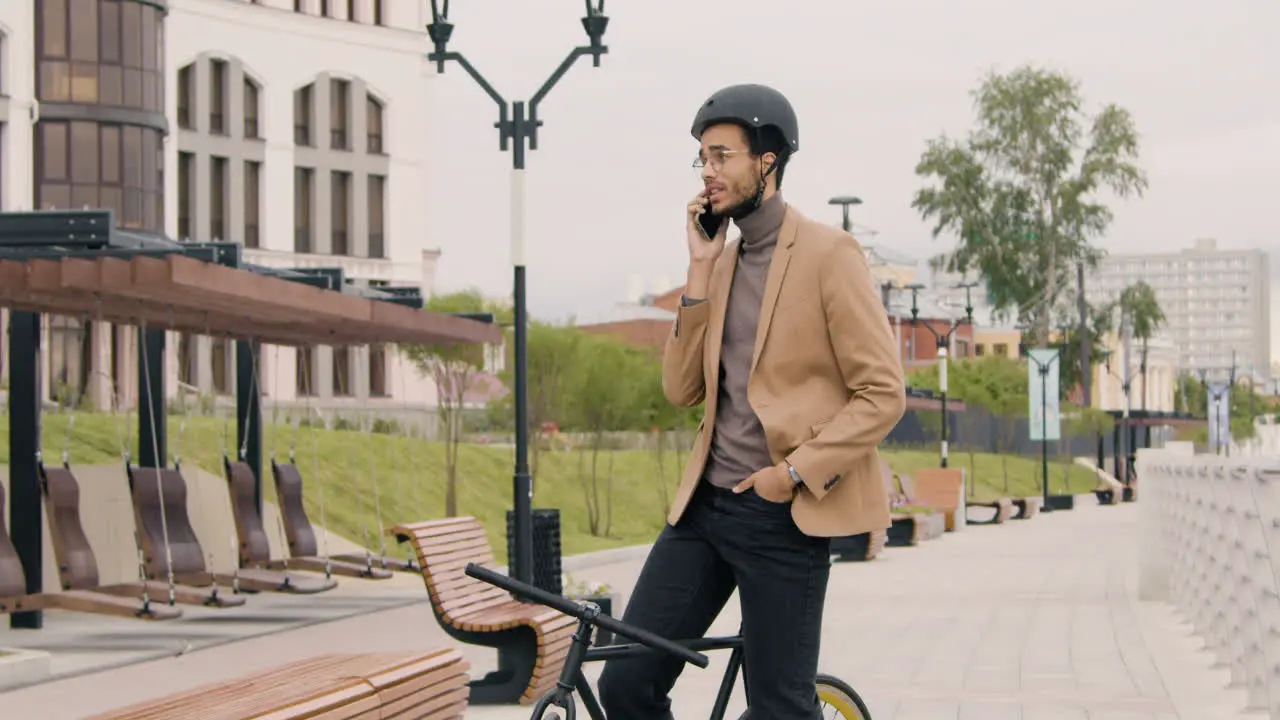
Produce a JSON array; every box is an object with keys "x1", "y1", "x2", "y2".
[
  {"x1": 683, "y1": 191, "x2": 726, "y2": 301},
  {"x1": 686, "y1": 191, "x2": 728, "y2": 264}
]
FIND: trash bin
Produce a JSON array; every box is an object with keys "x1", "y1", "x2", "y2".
[{"x1": 506, "y1": 508, "x2": 563, "y2": 596}]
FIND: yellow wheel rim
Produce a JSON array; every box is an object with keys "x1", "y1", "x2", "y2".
[{"x1": 817, "y1": 681, "x2": 866, "y2": 719}]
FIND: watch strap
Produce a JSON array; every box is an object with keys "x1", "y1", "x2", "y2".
[{"x1": 785, "y1": 461, "x2": 804, "y2": 486}]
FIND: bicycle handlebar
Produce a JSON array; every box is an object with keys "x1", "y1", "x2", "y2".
[{"x1": 464, "y1": 563, "x2": 710, "y2": 669}]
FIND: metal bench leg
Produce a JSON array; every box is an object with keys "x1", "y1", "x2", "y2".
[{"x1": 467, "y1": 631, "x2": 539, "y2": 705}]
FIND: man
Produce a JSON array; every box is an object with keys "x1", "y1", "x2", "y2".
[{"x1": 596, "y1": 84, "x2": 906, "y2": 718}]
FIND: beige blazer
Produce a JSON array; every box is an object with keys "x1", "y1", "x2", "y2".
[{"x1": 662, "y1": 203, "x2": 906, "y2": 538}]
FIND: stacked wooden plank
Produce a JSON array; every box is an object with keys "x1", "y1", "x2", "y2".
[{"x1": 87, "y1": 648, "x2": 470, "y2": 719}]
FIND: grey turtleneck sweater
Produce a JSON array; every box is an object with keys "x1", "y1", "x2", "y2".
[{"x1": 703, "y1": 192, "x2": 786, "y2": 489}]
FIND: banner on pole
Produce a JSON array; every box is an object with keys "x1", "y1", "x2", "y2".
[
  {"x1": 1207, "y1": 381, "x2": 1232, "y2": 453},
  {"x1": 1027, "y1": 348, "x2": 1061, "y2": 442}
]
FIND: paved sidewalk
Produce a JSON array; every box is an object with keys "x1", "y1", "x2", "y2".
[{"x1": 0, "y1": 500, "x2": 1253, "y2": 719}]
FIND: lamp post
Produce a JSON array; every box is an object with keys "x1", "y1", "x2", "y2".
[
  {"x1": 426, "y1": 0, "x2": 610, "y2": 587},
  {"x1": 828, "y1": 196, "x2": 862, "y2": 233},
  {"x1": 904, "y1": 282, "x2": 976, "y2": 468},
  {"x1": 1021, "y1": 331, "x2": 1069, "y2": 512},
  {"x1": 1100, "y1": 347, "x2": 1132, "y2": 489}
]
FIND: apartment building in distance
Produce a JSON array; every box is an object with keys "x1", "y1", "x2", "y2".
[
  {"x1": 932, "y1": 239, "x2": 1271, "y2": 386},
  {"x1": 0, "y1": 0, "x2": 455, "y2": 419},
  {"x1": 1086, "y1": 238, "x2": 1270, "y2": 383}
]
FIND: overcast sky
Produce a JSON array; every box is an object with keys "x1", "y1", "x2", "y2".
[{"x1": 425, "y1": 0, "x2": 1279, "y2": 323}]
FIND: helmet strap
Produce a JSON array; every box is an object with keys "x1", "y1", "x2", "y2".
[{"x1": 749, "y1": 157, "x2": 779, "y2": 210}]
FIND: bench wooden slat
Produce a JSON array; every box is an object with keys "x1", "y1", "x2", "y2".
[
  {"x1": 412, "y1": 527, "x2": 489, "y2": 548},
  {"x1": 436, "y1": 585, "x2": 510, "y2": 615},
  {"x1": 87, "y1": 650, "x2": 469, "y2": 720},
  {"x1": 389, "y1": 516, "x2": 581, "y2": 705}
]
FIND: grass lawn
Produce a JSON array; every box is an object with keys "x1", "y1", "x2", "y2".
[{"x1": 0, "y1": 412, "x2": 1101, "y2": 564}]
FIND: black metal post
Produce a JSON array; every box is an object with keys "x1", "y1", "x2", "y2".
[
  {"x1": 8, "y1": 311, "x2": 43, "y2": 629},
  {"x1": 511, "y1": 102, "x2": 534, "y2": 588},
  {"x1": 137, "y1": 327, "x2": 167, "y2": 468},
  {"x1": 1040, "y1": 362, "x2": 1050, "y2": 509},
  {"x1": 1119, "y1": 378, "x2": 1130, "y2": 483},
  {"x1": 426, "y1": 1, "x2": 608, "y2": 586},
  {"x1": 236, "y1": 339, "x2": 263, "y2": 512},
  {"x1": 940, "y1": 383, "x2": 949, "y2": 467},
  {"x1": 1077, "y1": 262, "x2": 1091, "y2": 408},
  {"x1": 1112, "y1": 421, "x2": 1122, "y2": 480}
]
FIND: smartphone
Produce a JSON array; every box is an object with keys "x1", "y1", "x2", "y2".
[{"x1": 697, "y1": 200, "x2": 726, "y2": 241}]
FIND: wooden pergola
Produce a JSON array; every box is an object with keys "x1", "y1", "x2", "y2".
[
  {"x1": 0, "y1": 254, "x2": 498, "y2": 347},
  {"x1": 1, "y1": 210, "x2": 499, "y2": 629}
]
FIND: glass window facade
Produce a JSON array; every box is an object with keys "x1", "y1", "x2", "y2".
[
  {"x1": 37, "y1": 120, "x2": 164, "y2": 232},
  {"x1": 38, "y1": 0, "x2": 165, "y2": 112},
  {"x1": 34, "y1": 0, "x2": 166, "y2": 233}
]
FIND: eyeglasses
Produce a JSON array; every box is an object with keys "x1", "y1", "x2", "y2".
[{"x1": 692, "y1": 148, "x2": 746, "y2": 172}]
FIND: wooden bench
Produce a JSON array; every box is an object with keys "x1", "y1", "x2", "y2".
[
  {"x1": 390, "y1": 517, "x2": 576, "y2": 706},
  {"x1": 86, "y1": 647, "x2": 471, "y2": 719},
  {"x1": 966, "y1": 498, "x2": 1017, "y2": 525},
  {"x1": 905, "y1": 468, "x2": 964, "y2": 532},
  {"x1": 1011, "y1": 496, "x2": 1044, "y2": 519},
  {"x1": 830, "y1": 529, "x2": 888, "y2": 562},
  {"x1": 880, "y1": 463, "x2": 946, "y2": 547}
]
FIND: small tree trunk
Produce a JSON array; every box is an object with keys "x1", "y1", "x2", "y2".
[
  {"x1": 605, "y1": 448, "x2": 616, "y2": 537},
  {"x1": 445, "y1": 410, "x2": 459, "y2": 516},
  {"x1": 589, "y1": 435, "x2": 603, "y2": 536},
  {"x1": 576, "y1": 445, "x2": 594, "y2": 533}
]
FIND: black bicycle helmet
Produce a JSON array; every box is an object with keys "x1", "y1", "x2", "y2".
[{"x1": 690, "y1": 84, "x2": 799, "y2": 154}]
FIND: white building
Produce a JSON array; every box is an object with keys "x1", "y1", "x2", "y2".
[
  {"x1": 1087, "y1": 238, "x2": 1270, "y2": 384},
  {"x1": 931, "y1": 239, "x2": 1271, "y2": 386},
  {"x1": 0, "y1": 0, "x2": 464, "y2": 423}
]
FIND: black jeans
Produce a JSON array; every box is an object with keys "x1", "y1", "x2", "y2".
[{"x1": 597, "y1": 481, "x2": 832, "y2": 719}]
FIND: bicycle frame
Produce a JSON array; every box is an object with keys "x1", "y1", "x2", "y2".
[{"x1": 531, "y1": 614, "x2": 749, "y2": 720}]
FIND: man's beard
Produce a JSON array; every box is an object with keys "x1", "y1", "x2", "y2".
[{"x1": 721, "y1": 177, "x2": 765, "y2": 220}]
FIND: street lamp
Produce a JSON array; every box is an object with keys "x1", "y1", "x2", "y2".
[
  {"x1": 904, "y1": 281, "x2": 976, "y2": 468},
  {"x1": 1020, "y1": 330, "x2": 1071, "y2": 512},
  {"x1": 426, "y1": 0, "x2": 610, "y2": 588},
  {"x1": 1099, "y1": 347, "x2": 1133, "y2": 490},
  {"x1": 828, "y1": 196, "x2": 862, "y2": 233}
]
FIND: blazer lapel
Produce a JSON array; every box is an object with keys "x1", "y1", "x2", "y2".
[
  {"x1": 751, "y1": 207, "x2": 798, "y2": 374},
  {"x1": 704, "y1": 242, "x2": 739, "y2": 401}
]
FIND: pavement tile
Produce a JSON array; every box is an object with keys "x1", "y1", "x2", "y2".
[{"x1": 0, "y1": 498, "x2": 1261, "y2": 719}]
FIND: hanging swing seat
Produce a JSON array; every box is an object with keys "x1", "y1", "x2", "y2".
[
  {"x1": 126, "y1": 464, "x2": 337, "y2": 595},
  {"x1": 271, "y1": 460, "x2": 419, "y2": 575},
  {"x1": 223, "y1": 459, "x2": 393, "y2": 580},
  {"x1": 40, "y1": 462, "x2": 247, "y2": 609},
  {"x1": 0, "y1": 491, "x2": 179, "y2": 621}
]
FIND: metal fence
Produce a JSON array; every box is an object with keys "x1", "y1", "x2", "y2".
[{"x1": 886, "y1": 405, "x2": 1124, "y2": 459}]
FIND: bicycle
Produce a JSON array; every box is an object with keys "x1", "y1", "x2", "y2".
[{"x1": 465, "y1": 563, "x2": 872, "y2": 719}]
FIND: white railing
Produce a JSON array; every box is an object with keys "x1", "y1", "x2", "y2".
[{"x1": 1138, "y1": 445, "x2": 1280, "y2": 716}]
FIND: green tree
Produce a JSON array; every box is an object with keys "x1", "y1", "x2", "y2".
[
  {"x1": 1118, "y1": 281, "x2": 1166, "y2": 410},
  {"x1": 908, "y1": 355, "x2": 1030, "y2": 488},
  {"x1": 913, "y1": 65, "x2": 1148, "y2": 344},
  {"x1": 563, "y1": 334, "x2": 647, "y2": 537},
  {"x1": 403, "y1": 288, "x2": 509, "y2": 517},
  {"x1": 632, "y1": 356, "x2": 685, "y2": 517},
  {"x1": 522, "y1": 322, "x2": 585, "y2": 485}
]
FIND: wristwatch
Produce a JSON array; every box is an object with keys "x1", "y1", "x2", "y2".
[{"x1": 785, "y1": 461, "x2": 804, "y2": 486}]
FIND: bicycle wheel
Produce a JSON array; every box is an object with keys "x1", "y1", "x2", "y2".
[
  {"x1": 816, "y1": 673, "x2": 872, "y2": 719},
  {"x1": 732, "y1": 674, "x2": 872, "y2": 719}
]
